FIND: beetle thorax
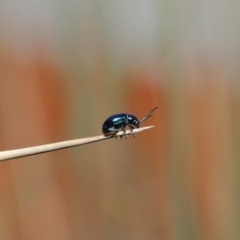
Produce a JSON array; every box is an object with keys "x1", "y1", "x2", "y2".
[{"x1": 127, "y1": 114, "x2": 140, "y2": 128}]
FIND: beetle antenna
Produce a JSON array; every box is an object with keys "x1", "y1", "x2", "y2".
[{"x1": 139, "y1": 106, "x2": 159, "y2": 124}]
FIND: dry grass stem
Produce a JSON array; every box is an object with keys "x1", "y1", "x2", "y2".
[{"x1": 0, "y1": 126, "x2": 155, "y2": 162}]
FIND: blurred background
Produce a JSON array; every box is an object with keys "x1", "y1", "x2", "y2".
[{"x1": 0, "y1": 0, "x2": 239, "y2": 239}]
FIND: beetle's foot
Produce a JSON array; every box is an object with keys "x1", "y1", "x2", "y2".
[
  {"x1": 130, "y1": 126, "x2": 135, "y2": 138},
  {"x1": 120, "y1": 128, "x2": 128, "y2": 139},
  {"x1": 124, "y1": 132, "x2": 128, "y2": 139},
  {"x1": 130, "y1": 129, "x2": 135, "y2": 138},
  {"x1": 114, "y1": 134, "x2": 121, "y2": 139}
]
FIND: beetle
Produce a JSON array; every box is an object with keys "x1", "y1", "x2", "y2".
[{"x1": 102, "y1": 106, "x2": 158, "y2": 138}]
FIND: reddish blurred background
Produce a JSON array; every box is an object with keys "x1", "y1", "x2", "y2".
[{"x1": 0, "y1": 0, "x2": 239, "y2": 239}]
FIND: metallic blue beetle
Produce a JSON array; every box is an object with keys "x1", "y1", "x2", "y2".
[{"x1": 102, "y1": 106, "x2": 158, "y2": 138}]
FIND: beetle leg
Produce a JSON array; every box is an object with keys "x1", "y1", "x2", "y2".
[
  {"x1": 116, "y1": 133, "x2": 123, "y2": 139},
  {"x1": 121, "y1": 127, "x2": 128, "y2": 139},
  {"x1": 129, "y1": 125, "x2": 135, "y2": 138},
  {"x1": 106, "y1": 130, "x2": 118, "y2": 139}
]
